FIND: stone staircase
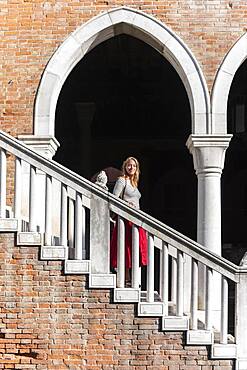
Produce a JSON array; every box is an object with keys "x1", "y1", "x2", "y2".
[
  {"x1": 0, "y1": 129, "x2": 246, "y2": 369},
  {"x1": 0, "y1": 218, "x2": 237, "y2": 363}
]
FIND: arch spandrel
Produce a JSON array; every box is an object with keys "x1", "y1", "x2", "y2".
[{"x1": 34, "y1": 6, "x2": 210, "y2": 136}]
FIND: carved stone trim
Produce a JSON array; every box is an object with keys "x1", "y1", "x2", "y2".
[
  {"x1": 18, "y1": 135, "x2": 60, "y2": 159},
  {"x1": 186, "y1": 134, "x2": 232, "y2": 175}
]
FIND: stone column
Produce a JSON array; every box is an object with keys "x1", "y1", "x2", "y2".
[{"x1": 186, "y1": 134, "x2": 232, "y2": 314}]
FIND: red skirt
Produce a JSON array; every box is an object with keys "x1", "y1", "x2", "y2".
[{"x1": 110, "y1": 219, "x2": 148, "y2": 269}]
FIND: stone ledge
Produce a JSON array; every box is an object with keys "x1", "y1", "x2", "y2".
[
  {"x1": 186, "y1": 329, "x2": 214, "y2": 345},
  {"x1": 0, "y1": 218, "x2": 19, "y2": 232},
  {"x1": 138, "y1": 302, "x2": 164, "y2": 317},
  {"x1": 89, "y1": 274, "x2": 116, "y2": 289},
  {"x1": 162, "y1": 316, "x2": 189, "y2": 331},
  {"x1": 41, "y1": 246, "x2": 68, "y2": 260},
  {"x1": 64, "y1": 259, "x2": 91, "y2": 274},
  {"x1": 16, "y1": 232, "x2": 43, "y2": 246},
  {"x1": 114, "y1": 288, "x2": 140, "y2": 302},
  {"x1": 211, "y1": 343, "x2": 237, "y2": 359}
]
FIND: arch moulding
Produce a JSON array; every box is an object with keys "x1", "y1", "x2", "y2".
[
  {"x1": 33, "y1": 6, "x2": 211, "y2": 138},
  {"x1": 211, "y1": 32, "x2": 247, "y2": 134}
]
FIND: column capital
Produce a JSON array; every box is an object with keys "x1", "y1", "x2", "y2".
[
  {"x1": 18, "y1": 135, "x2": 60, "y2": 159},
  {"x1": 186, "y1": 134, "x2": 232, "y2": 175},
  {"x1": 186, "y1": 134, "x2": 232, "y2": 149}
]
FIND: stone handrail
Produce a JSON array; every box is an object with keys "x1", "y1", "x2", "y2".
[
  {"x1": 0, "y1": 130, "x2": 108, "y2": 202},
  {"x1": 109, "y1": 200, "x2": 241, "y2": 282}
]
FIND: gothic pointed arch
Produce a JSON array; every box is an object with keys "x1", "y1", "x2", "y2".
[
  {"x1": 211, "y1": 33, "x2": 247, "y2": 134},
  {"x1": 34, "y1": 6, "x2": 210, "y2": 137}
]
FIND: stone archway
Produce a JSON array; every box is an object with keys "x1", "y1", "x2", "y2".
[
  {"x1": 20, "y1": 7, "x2": 234, "y2": 319},
  {"x1": 34, "y1": 6, "x2": 210, "y2": 139},
  {"x1": 215, "y1": 34, "x2": 247, "y2": 268},
  {"x1": 211, "y1": 33, "x2": 247, "y2": 134}
]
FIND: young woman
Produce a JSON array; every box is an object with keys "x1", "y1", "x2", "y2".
[{"x1": 110, "y1": 156, "x2": 148, "y2": 286}]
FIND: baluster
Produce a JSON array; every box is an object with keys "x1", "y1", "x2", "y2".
[
  {"x1": 117, "y1": 216, "x2": 125, "y2": 288},
  {"x1": 29, "y1": 165, "x2": 36, "y2": 231},
  {"x1": 160, "y1": 241, "x2": 169, "y2": 315},
  {"x1": 132, "y1": 224, "x2": 139, "y2": 289},
  {"x1": 147, "y1": 233, "x2": 154, "y2": 302},
  {"x1": 205, "y1": 267, "x2": 213, "y2": 330},
  {"x1": 14, "y1": 156, "x2": 22, "y2": 219},
  {"x1": 45, "y1": 174, "x2": 52, "y2": 245},
  {"x1": 68, "y1": 197, "x2": 75, "y2": 258},
  {"x1": 159, "y1": 248, "x2": 163, "y2": 298},
  {"x1": 176, "y1": 250, "x2": 184, "y2": 317},
  {"x1": 191, "y1": 258, "x2": 198, "y2": 330},
  {"x1": 0, "y1": 148, "x2": 7, "y2": 218},
  {"x1": 81, "y1": 203, "x2": 86, "y2": 259},
  {"x1": 220, "y1": 275, "x2": 228, "y2": 344},
  {"x1": 60, "y1": 183, "x2": 68, "y2": 246},
  {"x1": 171, "y1": 256, "x2": 177, "y2": 305},
  {"x1": 74, "y1": 192, "x2": 85, "y2": 260}
]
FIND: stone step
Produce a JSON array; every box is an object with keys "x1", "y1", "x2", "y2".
[
  {"x1": 89, "y1": 274, "x2": 116, "y2": 289},
  {"x1": 17, "y1": 232, "x2": 43, "y2": 245},
  {"x1": 114, "y1": 287, "x2": 140, "y2": 302},
  {"x1": 138, "y1": 301, "x2": 165, "y2": 317},
  {"x1": 0, "y1": 218, "x2": 20, "y2": 232},
  {"x1": 64, "y1": 259, "x2": 91, "y2": 274},
  {"x1": 211, "y1": 343, "x2": 237, "y2": 359},
  {"x1": 41, "y1": 245, "x2": 68, "y2": 260},
  {"x1": 162, "y1": 315, "x2": 189, "y2": 330},
  {"x1": 186, "y1": 329, "x2": 214, "y2": 345}
]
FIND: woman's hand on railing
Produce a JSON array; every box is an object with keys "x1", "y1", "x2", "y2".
[{"x1": 127, "y1": 201, "x2": 137, "y2": 208}]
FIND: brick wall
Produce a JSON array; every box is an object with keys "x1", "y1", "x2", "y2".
[
  {"x1": 0, "y1": 233, "x2": 234, "y2": 369},
  {"x1": 0, "y1": 0, "x2": 246, "y2": 138}
]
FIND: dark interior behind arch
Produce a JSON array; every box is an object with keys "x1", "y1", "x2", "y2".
[
  {"x1": 223, "y1": 59, "x2": 247, "y2": 263},
  {"x1": 55, "y1": 34, "x2": 196, "y2": 239}
]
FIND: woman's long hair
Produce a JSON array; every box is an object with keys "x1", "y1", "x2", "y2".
[{"x1": 121, "y1": 156, "x2": 140, "y2": 187}]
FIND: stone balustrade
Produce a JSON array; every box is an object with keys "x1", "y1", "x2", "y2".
[{"x1": 0, "y1": 129, "x2": 246, "y2": 369}]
